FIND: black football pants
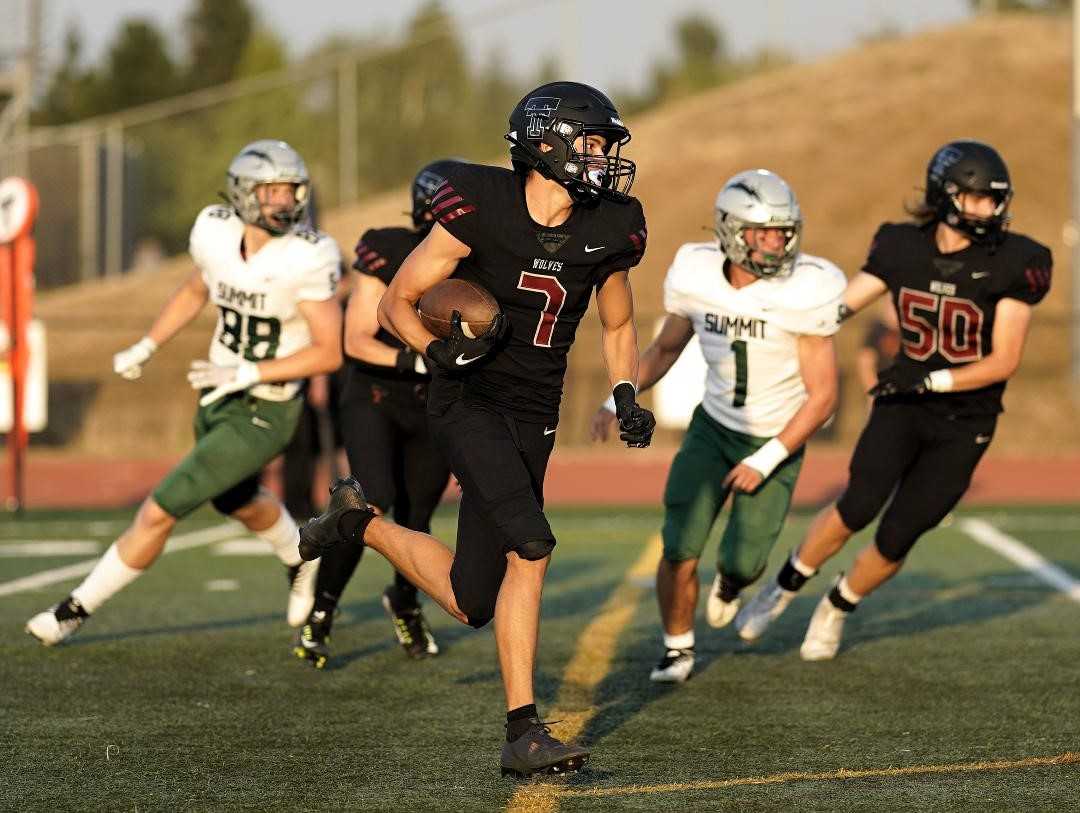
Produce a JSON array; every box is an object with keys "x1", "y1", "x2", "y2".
[{"x1": 836, "y1": 400, "x2": 996, "y2": 561}]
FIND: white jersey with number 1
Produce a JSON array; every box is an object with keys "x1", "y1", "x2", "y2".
[
  {"x1": 663, "y1": 241, "x2": 845, "y2": 437},
  {"x1": 188, "y1": 204, "x2": 341, "y2": 401}
]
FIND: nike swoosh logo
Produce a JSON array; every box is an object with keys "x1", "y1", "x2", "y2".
[
  {"x1": 584, "y1": 245, "x2": 606, "y2": 253},
  {"x1": 543, "y1": 427, "x2": 557, "y2": 435},
  {"x1": 455, "y1": 354, "x2": 483, "y2": 366},
  {"x1": 971, "y1": 271, "x2": 991, "y2": 279},
  {"x1": 975, "y1": 434, "x2": 992, "y2": 444}
]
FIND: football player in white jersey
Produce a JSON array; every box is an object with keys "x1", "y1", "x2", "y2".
[
  {"x1": 26, "y1": 140, "x2": 343, "y2": 646},
  {"x1": 592, "y1": 170, "x2": 843, "y2": 682}
]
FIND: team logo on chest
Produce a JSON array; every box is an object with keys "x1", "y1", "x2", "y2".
[
  {"x1": 932, "y1": 258, "x2": 964, "y2": 278},
  {"x1": 536, "y1": 231, "x2": 571, "y2": 254}
]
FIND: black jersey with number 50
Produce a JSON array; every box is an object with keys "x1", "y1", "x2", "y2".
[
  {"x1": 863, "y1": 221, "x2": 1052, "y2": 415},
  {"x1": 428, "y1": 163, "x2": 647, "y2": 422}
]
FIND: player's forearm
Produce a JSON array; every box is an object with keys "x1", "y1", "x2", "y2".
[
  {"x1": 933, "y1": 353, "x2": 1021, "y2": 392},
  {"x1": 344, "y1": 330, "x2": 402, "y2": 367},
  {"x1": 378, "y1": 294, "x2": 438, "y2": 354},
  {"x1": 601, "y1": 319, "x2": 639, "y2": 388},
  {"x1": 776, "y1": 388, "x2": 838, "y2": 453},
  {"x1": 145, "y1": 284, "x2": 208, "y2": 346},
  {"x1": 255, "y1": 342, "x2": 343, "y2": 383},
  {"x1": 634, "y1": 341, "x2": 681, "y2": 395},
  {"x1": 842, "y1": 272, "x2": 889, "y2": 316}
]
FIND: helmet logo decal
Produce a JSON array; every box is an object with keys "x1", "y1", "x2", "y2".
[
  {"x1": 929, "y1": 145, "x2": 963, "y2": 184},
  {"x1": 524, "y1": 96, "x2": 561, "y2": 139},
  {"x1": 414, "y1": 169, "x2": 446, "y2": 199}
]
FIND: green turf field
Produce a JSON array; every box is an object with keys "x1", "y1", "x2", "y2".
[{"x1": 3, "y1": 505, "x2": 1078, "y2": 811}]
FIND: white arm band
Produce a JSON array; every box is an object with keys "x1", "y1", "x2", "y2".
[
  {"x1": 602, "y1": 394, "x2": 617, "y2": 412},
  {"x1": 926, "y1": 369, "x2": 954, "y2": 392},
  {"x1": 742, "y1": 438, "x2": 790, "y2": 479}
]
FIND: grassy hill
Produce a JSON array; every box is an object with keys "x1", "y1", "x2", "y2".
[{"x1": 35, "y1": 14, "x2": 1073, "y2": 457}]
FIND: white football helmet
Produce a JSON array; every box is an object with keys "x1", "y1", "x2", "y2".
[
  {"x1": 714, "y1": 169, "x2": 802, "y2": 277},
  {"x1": 225, "y1": 139, "x2": 311, "y2": 234}
]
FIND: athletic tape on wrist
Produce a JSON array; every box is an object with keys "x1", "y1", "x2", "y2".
[
  {"x1": 926, "y1": 369, "x2": 954, "y2": 392},
  {"x1": 741, "y1": 438, "x2": 790, "y2": 479}
]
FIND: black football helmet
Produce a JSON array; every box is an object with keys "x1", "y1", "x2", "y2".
[
  {"x1": 410, "y1": 158, "x2": 466, "y2": 231},
  {"x1": 925, "y1": 139, "x2": 1012, "y2": 243},
  {"x1": 506, "y1": 81, "x2": 635, "y2": 203}
]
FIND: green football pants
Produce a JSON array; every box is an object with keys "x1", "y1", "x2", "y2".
[{"x1": 662, "y1": 404, "x2": 803, "y2": 586}]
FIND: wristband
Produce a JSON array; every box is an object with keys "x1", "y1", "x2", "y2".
[
  {"x1": 925, "y1": 369, "x2": 954, "y2": 393},
  {"x1": 741, "y1": 438, "x2": 790, "y2": 479},
  {"x1": 601, "y1": 394, "x2": 617, "y2": 412}
]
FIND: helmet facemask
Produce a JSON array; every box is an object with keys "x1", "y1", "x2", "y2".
[{"x1": 938, "y1": 181, "x2": 1012, "y2": 244}]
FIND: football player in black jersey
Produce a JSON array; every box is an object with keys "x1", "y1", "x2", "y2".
[
  {"x1": 736, "y1": 140, "x2": 1052, "y2": 659},
  {"x1": 299, "y1": 82, "x2": 655, "y2": 777},
  {"x1": 293, "y1": 161, "x2": 461, "y2": 669}
]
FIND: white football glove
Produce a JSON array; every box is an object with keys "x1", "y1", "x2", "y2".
[
  {"x1": 113, "y1": 337, "x2": 158, "y2": 380},
  {"x1": 187, "y1": 359, "x2": 261, "y2": 406}
]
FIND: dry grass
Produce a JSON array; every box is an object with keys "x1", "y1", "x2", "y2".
[{"x1": 38, "y1": 15, "x2": 1074, "y2": 457}]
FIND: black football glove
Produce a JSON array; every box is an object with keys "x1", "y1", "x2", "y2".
[
  {"x1": 612, "y1": 381, "x2": 656, "y2": 448},
  {"x1": 868, "y1": 364, "x2": 930, "y2": 398},
  {"x1": 425, "y1": 310, "x2": 507, "y2": 374}
]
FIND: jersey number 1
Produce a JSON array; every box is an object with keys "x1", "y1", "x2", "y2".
[{"x1": 517, "y1": 272, "x2": 567, "y2": 347}]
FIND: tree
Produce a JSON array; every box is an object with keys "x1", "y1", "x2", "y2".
[
  {"x1": 94, "y1": 19, "x2": 178, "y2": 113},
  {"x1": 184, "y1": 0, "x2": 254, "y2": 90},
  {"x1": 34, "y1": 26, "x2": 98, "y2": 125}
]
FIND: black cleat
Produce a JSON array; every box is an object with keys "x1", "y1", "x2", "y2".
[
  {"x1": 382, "y1": 585, "x2": 439, "y2": 659},
  {"x1": 298, "y1": 476, "x2": 375, "y2": 562},
  {"x1": 500, "y1": 719, "x2": 590, "y2": 779},
  {"x1": 292, "y1": 610, "x2": 332, "y2": 669}
]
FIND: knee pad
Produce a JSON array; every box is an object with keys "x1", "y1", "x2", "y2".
[
  {"x1": 513, "y1": 537, "x2": 555, "y2": 562},
  {"x1": 211, "y1": 477, "x2": 260, "y2": 516},
  {"x1": 874, "y1": 529, "x2": 914, "y2": 563},
  {"x1": 455, "y1": 593, "x2": 496, "y2": 629}
]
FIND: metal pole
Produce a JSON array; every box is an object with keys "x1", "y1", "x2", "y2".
[
  {"x1": 79, "y1": 129, "x2": 100, "y2": 281},
  {"x1": 104, "y1": 126, "x2": 124, "y2": 277},
  {"x1": 338, "y1": 58, "x2": 359, "y2": 207},
  {"x1": 1073, "y1": 5, "x2": 1080, "y2": 387}
]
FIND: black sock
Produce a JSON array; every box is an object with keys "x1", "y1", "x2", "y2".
[
  {"x1": 311, "y1": 540, "x2": 365, "y2": 617},
  {"x1": 719, "y1": 574, "x2": 742, "y2": 603},
  {"x1": 777, "y1": 558, "x2": 811, "y2": 592},
  {"x1": 506, "y1": 704, "x2": 538, "y2": 741},
  {"x1": 393, "y1": 571, "x2": 419, "y2": 602},
  {"x1": 827, "y1": 585, "x2": 857, "y2": 613}
]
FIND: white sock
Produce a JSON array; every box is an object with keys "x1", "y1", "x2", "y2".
[
  {"x1": 256, "y1": 509, "x2": 301, "y2": 567},
  {"x1": 836, "y1": 575, "x2": 863, "y2": 606},
  {"x1": 791, "y1": 552, "x2": 817, "y2": 578},
  {"x1": 71, "y1": 543, "x2": 144, "y2": 613},
  {"x1": 663, "y1": 630, "x2": 695, "y2": 651}
]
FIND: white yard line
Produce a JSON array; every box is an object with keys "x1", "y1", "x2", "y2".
[
  {"x1": 959, "y1": 518, "x2": 1080, "y2": 604},
  {"x1": 0, "y1": 523, "x2": 245, "y2": 598},
  {"x1": 0, "y1": 541, "x2": 101, "y2": 556}
]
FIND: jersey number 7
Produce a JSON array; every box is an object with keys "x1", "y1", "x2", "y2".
[{"x1": 517, "y1": 272, "x2": 567, "y2": 347}]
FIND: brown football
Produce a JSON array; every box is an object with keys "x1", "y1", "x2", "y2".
[{"x1": 418, "y1": 278, "x2": 500, "y2": 339}]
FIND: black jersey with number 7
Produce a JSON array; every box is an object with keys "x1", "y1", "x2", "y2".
[{"x1": 425, "y1": 162, "x2": 647, "y2": 423}]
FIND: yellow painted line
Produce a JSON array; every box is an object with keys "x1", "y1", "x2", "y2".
[
  {"x1": 558, "y1": 751, "x2": 1080, "y2": 800},
  {"x1": 506, "y1": 533, "x2": 662, "y2": 813}
]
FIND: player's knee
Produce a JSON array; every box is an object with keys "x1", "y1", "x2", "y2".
[
  {"x1": 138, "y1": 497, "x2": 178, "y2": 531},
  {"x1": 836, "y1": 487, "x2": 885, "y2": 533},
  {"x1": 211, "y1": 480, "x2": 260, "y2": 516},
  {"x1": 874, "y1": 528, "x2": 915, "y2": 562},
  {"x1": 454, "y1": 591, "x2": 496, "y2": 629},
  {"x1": 514, "y1": 537, "x2": 555, "y2": 561}
]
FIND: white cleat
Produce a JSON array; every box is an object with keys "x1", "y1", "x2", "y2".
[
  {"x1": 735, "y1": 580, "x2": 796, "y2": 642},
  {"x1": 705, "y1": 573, "x2": 741, "y2": 628},
  {"x1": 800, "y1": 592, "x2": 849, "y2": 661},
  {"x1": 286, "y1": 559, "x2": 320, "y2": 627},
  {"x1": 26, "y1": 602, "x2": 86, "y2": 646},
  {"x1": 649, "y1": 648, "x2": 695, "y2": 683}
]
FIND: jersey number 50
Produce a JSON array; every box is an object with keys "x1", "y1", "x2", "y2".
[{"x1": 898, "y1": 286, "x2": 984, "y2": 363}]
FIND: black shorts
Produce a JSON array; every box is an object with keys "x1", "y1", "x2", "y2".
[
  {"x1": 836, "y1": 401, "x2": 996, "y2": 561},
  {"x1": 429, "y1": 399, "x2": 557, "y2": 627},
  {"x1": 338, "y1": 368, "x2": 450, "y2": 533}
]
